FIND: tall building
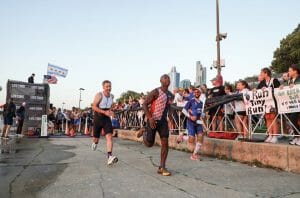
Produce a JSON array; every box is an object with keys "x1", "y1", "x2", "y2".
[
  {"x1": 179, "y1": 79, "x2": 191, "y2": 89},
  {"x1": 195, "y1": 61, "x2": 207, "y2": 86},
  {"x1": 168, "y1": 66, "x2": 180, "y2": 92}
]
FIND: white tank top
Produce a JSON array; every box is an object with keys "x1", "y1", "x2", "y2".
[{"x1": 98, "y1": 92, "x2": 113, "y2": 109}]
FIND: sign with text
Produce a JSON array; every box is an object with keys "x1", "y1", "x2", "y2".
[
  {"x1": 274, "y1": 85, "x2": 300, "y2": 114},
  {"x1": 243, "y1": 88, "x2": 275, "y2": 115}
]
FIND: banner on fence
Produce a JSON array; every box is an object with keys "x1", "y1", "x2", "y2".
[
  {"x1": 243, "y1": 88, "x2": 275, "y2": 115},
  {"x1": 274, "y1": 84, "x2": 300, "y2": 114}
]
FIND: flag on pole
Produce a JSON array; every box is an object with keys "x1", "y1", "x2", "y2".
[
  {"x1": 47, "y1": 63, "x2": 68, "y2": 77},
  {"x1": 43, "y1": 75, "x2": 58, "y2": 84}
]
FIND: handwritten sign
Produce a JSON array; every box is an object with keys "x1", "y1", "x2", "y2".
[
  {"x1": 243, "y1": 88, "x2": 275, "y2": 115},
  {"x1": 274, "y1": 85, "x2": 300, "y2": 114}
]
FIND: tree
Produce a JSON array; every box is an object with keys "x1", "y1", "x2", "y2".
[
  {"x1": 116, "y1": 90, "x2": 142, "y2": 103},
  {"x1": 271, "y1": 24, "x2": 300, "y2": 73}
]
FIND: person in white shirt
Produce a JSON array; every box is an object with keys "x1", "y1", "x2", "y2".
[{"x1": 234, "y1": 80, "x2": 249, "y2": 139}]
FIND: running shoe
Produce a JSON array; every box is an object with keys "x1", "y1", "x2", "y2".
[
  {"x1": 264, "y1": 135, "x2": 272, "y2": 143},
  {"x1": 269, "y1": 136, "x2": 278, "y2": 144},
  {"x1": 289, "y1": 138, "x2": 298, "y2": 145},
  {"x1": 190, "y1": 153, "x2": 199, "y2": 161},
  {"x1": 295, "y1": 138, "x2": 300, "y2": 146},
  {"x1": 91, "y1": 142, "x2": 98, "y2": 151},
  {"x1": 157, "y1": 167, "x2": 171, "y2": 176},
  {"x1": 107, "y1": 156, "x2": 118, "y2": 165},
  {"x1": 3, "y1": 136, "x2": 10, "y2": 140}
]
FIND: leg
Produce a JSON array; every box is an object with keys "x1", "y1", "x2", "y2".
[
  {"x1": 2, "y1": 125, "x2": 7, "y2": 137},
  {"x1": 142, "y1": 123, "x2": 156, "y2": 147},
  {"x1": 5, "y1": 125, "x2": 11, "y2": 137},
  {"x1": 106, "y1": 133, "x2": 113, "y2": 153},
  {"x1": 218, "y1": 116, "x2": 224, "y2": 131},
  {"x1": 160, "y1": 137, "x2": 169, "y2": 168}
]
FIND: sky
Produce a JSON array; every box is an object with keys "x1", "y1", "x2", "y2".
[{"x1": 0, "y1": 0, "x2": 299, "y2": 109}]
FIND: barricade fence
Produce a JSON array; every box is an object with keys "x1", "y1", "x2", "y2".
[{"x1": 114, "y1": 84, "x2": 300, "y2": 139}]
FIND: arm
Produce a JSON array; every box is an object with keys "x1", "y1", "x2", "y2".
[{"x1": 143, "y1": 89, "x2": 159, "y2": 120}]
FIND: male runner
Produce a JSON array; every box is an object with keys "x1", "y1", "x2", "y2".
[
  {"x1": 138, "y1": 74, "x2": 174, "y2": 176},
  {"x1": 91, "y1": 80, "x2": 118, "y2": 165},
  {"x1": 177, "y1": 88, "x2": 205, "y2": 160}
]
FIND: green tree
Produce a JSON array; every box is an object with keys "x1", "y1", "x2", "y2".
[
  {"x1": 271, "y1": 24, "x2": 300, "y2": 73},
  {"x1": 116, "y1": 90, "x2": 142, "y2": 103}
]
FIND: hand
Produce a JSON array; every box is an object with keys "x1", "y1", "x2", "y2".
[
  {"x1": 289, "y1": 84, "x2": 294, "y2": 88},
  {"x1": 279, "y1": 85, "x2": 284, "y2": 90},
  {"x1": 190, "y1": 116, "x2": 197, "y2": 121},
  {"x1": 149, "y1": 118, "x2": 156, "y2": 129},
  {"x1": 252, "y1": 88, "x2": 257, "y2": 92}
]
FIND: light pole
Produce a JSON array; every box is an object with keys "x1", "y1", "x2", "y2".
[
  {"x1": 62, "y1": 102, "x2": 65, "y2": 110},
  {"x1": 78, "y1": 88, "x2": 85, "y2": 109},
  {"x1": 215, "y1": 0, "x2": 227, "y2": 76}
]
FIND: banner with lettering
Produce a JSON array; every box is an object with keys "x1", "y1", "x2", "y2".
[
  {"x1": 243, "y1": 88, "x2": 276, "y2": 115},
  {"x1": 274, "y1": 85, "x2": 300, "y2": 114}
]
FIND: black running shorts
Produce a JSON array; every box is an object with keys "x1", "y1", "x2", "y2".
[
  {"x1": 93, "y1": 113, "x2": 113, "y2": 138},
  {"x1": 144, "y1": 119, "x2": 169, "y2": 145}
]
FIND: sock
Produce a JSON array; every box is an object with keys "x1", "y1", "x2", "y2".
[
  {"x1": 193, "y1": 142, "x2": 201, "y2": 155},
  {"x1": 183, "y1": 135, "x2": 188, "y2": 142},
  {"x1": 107, "y1": 152, "x2": 112, "y2": 158}
]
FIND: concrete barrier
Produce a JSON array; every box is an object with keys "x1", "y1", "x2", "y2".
[{"x1": 116, "y1": 129, "x2": 300, "y2": 174}]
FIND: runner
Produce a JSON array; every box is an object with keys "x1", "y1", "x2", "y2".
[
  {"x1": 177, "y1": 88, "x2": 205, "y2": 160},
  {"x1": 91, "y1": 80, "x2": 118, "y2": 165},
  {"x1": 137, "y1": 74, "x2": 174, "y2": 176}
]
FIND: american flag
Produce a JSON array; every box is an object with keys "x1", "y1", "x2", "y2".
[{"x1": 43, "y1": 75, "x2": 58, "y2": 84}]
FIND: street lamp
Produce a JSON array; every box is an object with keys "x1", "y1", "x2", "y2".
[
  {"x1": 62, "y1": 102, "x2": 65, "y2": 110},
  {"x1": 215, "y1": 0, "x2": 227, "y2": 76},
  {"x1": 78, "y1": 88, "x2": 85, "y2": 109}
]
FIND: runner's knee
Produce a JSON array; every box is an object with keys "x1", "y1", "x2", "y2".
[{"x1": 188, "y1": 136, "x2": 195, "y2": 144}]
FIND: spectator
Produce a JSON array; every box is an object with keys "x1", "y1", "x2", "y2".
[
  {"x1": 16, "y1": 102, "x2": 26, "y2": 137},
  {"x1": 208, "y1": 77, "x2": 226, "y2": 131},
  {"x1": 234, "y1": 81, "x2": 249, "y2": 139},
  {"x1": 174, "y1": 88, "x2": 185, "y2": 107},
  {"x1": 257, "y1": 67, "x2": 280, "y2": 143},
  {"x1": 224, "y1": 85, "x2": 234, "y2": 125},
  {"x1": 286, "y1": 64, "x2": 300, "y2": 145},
  {"x1": 28, "y1": 73, "x2": 35, "y2": 83},
  {"x1": 1, "y1": 99, "x2": 16, "y2": 139}
]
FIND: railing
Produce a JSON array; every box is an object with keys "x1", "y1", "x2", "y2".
[{"x1": 114, "y1": 95, "x2": 299, "y2": 139}]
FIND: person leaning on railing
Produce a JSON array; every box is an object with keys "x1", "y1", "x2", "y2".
[
  {"x1": 283, "y1": 64, "x2": 300, "y2": 146},
  {"x1": 257, "y1": 67, "x2": 281, "y2": 144}
]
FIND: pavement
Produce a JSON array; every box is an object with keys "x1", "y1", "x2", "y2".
[{"x1": 1, "y1": 137, "x2": 300, "y2": 198}]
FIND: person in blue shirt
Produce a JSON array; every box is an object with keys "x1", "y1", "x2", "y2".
[{"x1": 177, "y1": 88, "x2": 205, "y2": 160}]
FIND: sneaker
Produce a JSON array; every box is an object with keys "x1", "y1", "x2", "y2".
[
  {"x1": 3, "y1": 136, "x2": 9, "y2": 140},
  {"x1": 107, "y1": 156, "x2": 118, "y2": 165},
  {"x1": 91, "y1": 142, "x2": 98, "y2": 151},
  {"x1": 269, "y1": 136, "x2": 278, "y2": 144},
  {"x1": 157, "y1": 167, "x2": 171, "y2": 176},
  {"x1": 190, "y1": 153, "x2": 200, "y2": 161},
  {"x1": 289, "y1": 138, "x2": 298, "y2": 145},
  {"x1": 295, "y1": 138, "x2": 300, "y2": 146},
  {"x1": 264, "y1": 135, "x2": 272, "y2": 143},
  {"x1": 136, "y1": 128, "x2": 145, "y2": 138},
  {"x1": 176, "y1": 134, "x2": 184, "y2": 144},
  {"x1": 235, "y1": 134, "x2": 243, "y2": 141}
]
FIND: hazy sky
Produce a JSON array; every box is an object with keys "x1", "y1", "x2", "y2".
[{"x1": 0, "y1": 0, "x2": 299, "y2": 109}]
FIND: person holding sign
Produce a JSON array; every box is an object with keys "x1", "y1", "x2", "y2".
[
  {"x1": 257, "y1": 68, "x2": 281, "y2": 143},
  {"x1": 286, "y1": 64, "x2": 300, "y2": 145}
]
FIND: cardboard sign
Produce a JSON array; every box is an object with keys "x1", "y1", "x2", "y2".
[{"x1": 275, "y1": 85, "x2": 300, "y2": 114}]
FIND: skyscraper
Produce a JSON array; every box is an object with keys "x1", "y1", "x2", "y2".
[
  {"x1": 195, "y1": 61, "x2": 207, "y2": 86},
  {"x1": 179, "y1": 79, "x2": 191, "y2": 89},
  {"x1": 168, "y1": 66, "x2": 180, "y2": 92}
]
